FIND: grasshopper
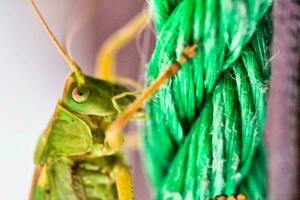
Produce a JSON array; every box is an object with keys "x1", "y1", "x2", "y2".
[{"x1": 29, "y1": 1, "x2": 198, "y2": 200}]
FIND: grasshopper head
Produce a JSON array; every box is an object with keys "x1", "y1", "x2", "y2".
[{"x1": 62, "y1": 73, "x2": 134, "y2": 117}]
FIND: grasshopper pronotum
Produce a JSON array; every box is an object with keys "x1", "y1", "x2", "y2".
[{"x1": 28, "y1": 1, "x2": 198, "y2": 199}]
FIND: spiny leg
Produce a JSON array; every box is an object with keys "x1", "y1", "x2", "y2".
[
  {"x1": 95, "y1": 8, "x2": 151, "y2": 83},
  {"x1": 115, "y1": 165, "x2": 134, "y2": 200},
  {"x1": 105, "y1": 43, "x2": 199, "y2": 149}
]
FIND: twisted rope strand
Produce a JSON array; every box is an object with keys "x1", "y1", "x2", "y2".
[{"x1": 143, "y1": 0, "x2": 272, "y2": 199}]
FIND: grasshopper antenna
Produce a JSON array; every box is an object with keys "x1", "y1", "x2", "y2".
[{"x1": 29, "y1": 0, "x2": 85, "y2": 85}]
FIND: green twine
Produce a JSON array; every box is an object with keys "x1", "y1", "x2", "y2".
[{"x1": 142, "y1": 0, "x2": 272, "y2": 199}]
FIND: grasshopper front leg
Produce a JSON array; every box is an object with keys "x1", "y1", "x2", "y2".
[{"x1": 104, "y1": 43, "x2": 198, "y2": 150}]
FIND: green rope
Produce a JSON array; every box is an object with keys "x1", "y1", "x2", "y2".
[{"x1": 142, "y1": 0, "x2": 272, "y2": 199}]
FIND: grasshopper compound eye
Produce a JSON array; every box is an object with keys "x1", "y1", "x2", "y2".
[{"x1": 72, "y1": 86, "x2": 90, "y2": 103}]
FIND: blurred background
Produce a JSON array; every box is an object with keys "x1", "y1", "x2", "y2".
[{"x1": 0, "y1": 0, "x2": 153, "y2": 199}]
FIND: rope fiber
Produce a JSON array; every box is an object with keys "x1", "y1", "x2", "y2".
[{"x1": 142, "y1": 0, "x2": 273, "y2": 199}]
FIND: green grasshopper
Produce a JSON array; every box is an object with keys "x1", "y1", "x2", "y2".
[
  {"x1": 29, "y1": 1, "x2": 198, "y2": 200},
  {"x1": 31, "y1": 77, "x2": 134, "y2": 200}
]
